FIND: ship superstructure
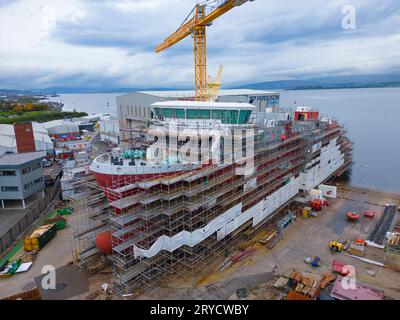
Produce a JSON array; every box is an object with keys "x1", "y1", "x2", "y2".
[{"x1": 89, "y1": 101, "x2": 352, "y2": 294}]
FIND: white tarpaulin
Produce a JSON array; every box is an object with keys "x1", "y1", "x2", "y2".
[
  {"x1": 318, "y1": 184, "x2": 337, "y2": 198},
  {"x1": 134, "y1": 203, "x2": 242, "y2": 258}
]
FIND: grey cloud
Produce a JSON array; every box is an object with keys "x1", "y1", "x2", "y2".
[{"x1": 0, "y1": 0, "x2": 399, "y2": 89}]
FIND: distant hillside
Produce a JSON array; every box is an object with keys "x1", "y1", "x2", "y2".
[
  {"x1": 0, "y1": 89, "x2": 34, "y2": 96},
  {"x1": 235, "y1": 74, "x2": 400, "y2": 90},
  {"x1": 1, "y1": 74, "x2": 400, "y2": 94}
]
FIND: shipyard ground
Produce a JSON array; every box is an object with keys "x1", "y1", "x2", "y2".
[
  {"x1": 144, "y1": 184, "x2": 400, "y2": 300},
  {"x1": 0, "y1": 184, "x2": 399, "y2": 300}
]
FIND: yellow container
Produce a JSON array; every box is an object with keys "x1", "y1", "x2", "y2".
[
  {"x1": 302, "y1": 207, "x2": 312, "y2": 219},
  {"x1": 23, "y1": 237, "x2": 39, "y2": 251},
  {"x1": 24, "y1": 224, "x2": 57, "y2": 252}
]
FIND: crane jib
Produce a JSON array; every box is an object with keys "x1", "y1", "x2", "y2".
[{"x1": 155, "y1": 0, "x2": 254, "y2": 100}]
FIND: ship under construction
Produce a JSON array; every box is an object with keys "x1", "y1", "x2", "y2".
[
  {"x1": 69, "y1": 0, "x2": 352, "y2": 297},
  {"x1": 74, "y1": 99, "x2": 353, "y2": 296}
]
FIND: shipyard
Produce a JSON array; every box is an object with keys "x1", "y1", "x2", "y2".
[
  {"x1": 0, "y1": 86, "x2": 399, "y2": 301},
  {"x1": 0, "y1": 0, "x2": 400, "y2": 307}
]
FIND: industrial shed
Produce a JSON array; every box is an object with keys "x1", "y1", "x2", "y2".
[
  {"x1": 0, "y1": 123, "x2": 54, "y2": 155},
  {"x1": 43, "y1": 120, "x2": 80, "y2": 136},
  {"x1": 99, "y1": 116, "x2": 120, "y2": 145}
]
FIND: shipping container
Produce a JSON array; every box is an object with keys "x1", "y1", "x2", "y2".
[{"x1": 24, "y1": 224, "x2": 57, "y2": 252}]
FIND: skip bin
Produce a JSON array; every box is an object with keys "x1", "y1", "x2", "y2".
[
  {"x1": 24, "y1": 224, "x2": 57, "y2": 252},
  {"x1": 45, "y1": 216, "x2": 67, "y2": 230}
]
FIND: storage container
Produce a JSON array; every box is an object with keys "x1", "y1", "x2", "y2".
[{"x1": 24, "y1": 224, "x2": 57, "y2": 252}]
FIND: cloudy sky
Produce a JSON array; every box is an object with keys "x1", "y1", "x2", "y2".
[{"x1": 0, "y1": 0, "x2": 399, "y2": 90}]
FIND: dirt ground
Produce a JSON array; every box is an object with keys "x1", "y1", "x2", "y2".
[
  {"x1": 0, "y1": 215, "x2": 75, "y2": 299},
  {"x1": 0, "y1": 135, "x2": 114, "y2": 300},
  {"x1": 1, "y1": 184, "x2": 399, "y2": 300}
]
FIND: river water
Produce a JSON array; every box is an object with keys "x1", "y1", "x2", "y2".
[{"x1": 49, "y1": 88, "x2": 400, "y2": 193}]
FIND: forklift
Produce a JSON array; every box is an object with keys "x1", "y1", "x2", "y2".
[{"x1": 329, "y1": 241, "x2": 343, "y2": 253}]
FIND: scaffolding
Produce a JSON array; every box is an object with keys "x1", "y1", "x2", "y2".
[
  {"x1": 67, "y1": 109, "x2": 353, "y2": 297},
  {"x1": 103, "y1": 115, "x2": 353, "y2": 296},
  {"x1": 68, "y1": 169, "x2": 111, "y2": 271}
]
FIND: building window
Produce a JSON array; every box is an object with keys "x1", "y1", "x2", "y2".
[
  {"x1": 1, "y1": 186, "x2": 18, "y2": 192},
  {"x1": 22, "y1": 167, "x2": 31, "y2": 175},
  {"x1": 34, "y1": 177, "x2": 43, "y2": 185},
  {"x1": 0, "y1": 170, "x2": 16, "y2": 176},
  {"x1": 31, "y1": 162, "x2": 42, "y2": 171},
  {"x1": 24, "y1": 182, "x2": 34, "y2": 190}
]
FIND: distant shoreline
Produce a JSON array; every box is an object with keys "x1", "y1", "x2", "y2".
[
  {"x1": 1, "y1": 83, "x2": 399, "y2": 96},
  {"x1": 287, "y1": 84, "x2": 400, "y2": 91}
]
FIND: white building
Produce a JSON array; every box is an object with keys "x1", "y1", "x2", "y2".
[
  {"x1": 43, "y1": 119, "x2": 80, "y2": 136},
  {"x1": 80, "y1": 114, "x2": 101, "y2": 123},
  {"x1": 0, "y1": 151, "x2": 46, "y2": 209},
  {"x1": 99, "y1": 116, "x2": 120, "y2": 145},
  {"x1": 0, "y1": 123, "x2": 54, "y2": 155},
  {"x1": 56, "y1": 139, "x2": 92, "y2": 151}
]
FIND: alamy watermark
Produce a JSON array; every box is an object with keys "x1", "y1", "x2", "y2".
[
  {"x1": 341, "y1": 265, "x2": 357, "y2": 290},
  {"x1": 341, "y1": 5, "x2": 357, "y2": 30},
  {"x1": 41, "y1": 265, "x2": 56, "y2": 290},
  {"x1": 144, "y1": 125, "x2": 255, "y2": 176},
  {"x1": 34, "y1": 264, "x2": 89, "y2": 299}
]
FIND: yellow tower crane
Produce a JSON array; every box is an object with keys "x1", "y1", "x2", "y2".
[{"x1": 155, "y1": 0, "x2": 254, "y2": 101}]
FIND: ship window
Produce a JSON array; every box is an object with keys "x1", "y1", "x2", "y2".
[
  {"x1": 187, "y1": 109, "x2": 199, "y2": 119},
  {"x1": 162, "y1": 108, "x2": 173, "y2": 118},
  {"x1": 175, "y1": 109, "x2": 185, "y2": 119},
  {"x1": 212, "y1": 110, "x2": 230, "y2": 123},
  {"x1": 238, "y1": 110, "x2": 247, "y2": 124},
  {"x1": 211, "y1": 109, "x2": 234, "y2": 124},
  {"x1": 246, "y1": 110, "x2": 252, "y2": 122},
  {"x1": 198, "y1": 109, "x2": 210, "y2": 119},
  {"x1": 229, "y1": 110, "x2": 239, "y2": 124},
  {"x1": 154, "y1": 108, "x2": 161, "y2": 118},
  {"x1": 239, "y1": 110, "x2": 252, "y2": 124},
  {"x1": 221, "y1": 110, "x2": 231, "y2": 123},
  {"x1": 212, "y1": 109, "x2": 222, "y2": 121}
]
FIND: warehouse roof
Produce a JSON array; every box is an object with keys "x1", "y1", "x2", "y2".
[
  {"x1": 0, "y1": 123, "x2": 53, "y2": 150},
  {"x1": 42, "y1": 119, "x2": 79, "y2": 129},
  {"x1": 0, "y1": 151, "x2": 46, "y2": 166},
  {"x1": 119, "y1": 89, "x2": 279, "y2": 99}
]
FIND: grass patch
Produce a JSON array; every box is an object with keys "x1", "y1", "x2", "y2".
[{"x1": 0, "y1": 110, "x2": 88, "y2": 124}]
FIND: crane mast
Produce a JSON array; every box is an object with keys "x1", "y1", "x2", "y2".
[{"x1": 155, "y1": 0, "x2": 253, "y2": 101}]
